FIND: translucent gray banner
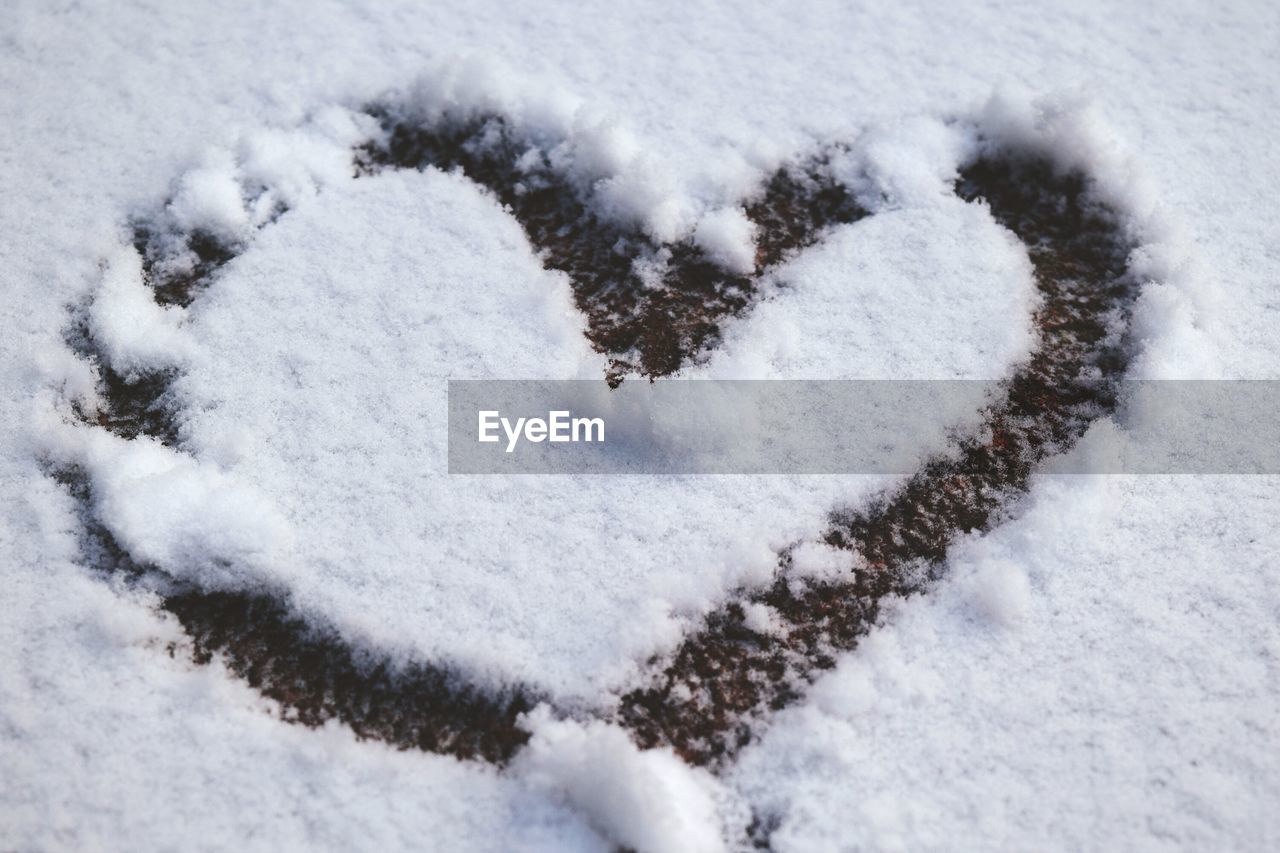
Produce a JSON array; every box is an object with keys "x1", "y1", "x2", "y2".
[{"x1": 446, "y1": 380, "x2": 1280, "y2": 474}]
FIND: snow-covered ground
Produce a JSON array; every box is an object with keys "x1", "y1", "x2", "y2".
[{"x1": 2, "y1": 1, "x2": 1278, "y2": 850}]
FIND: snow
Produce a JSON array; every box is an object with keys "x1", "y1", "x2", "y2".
[
  {"x1": 703, "y1": 196, "x2": 1037, "y2": 379},
  {"x1": 694, "y1": 206, "x2": 758, "y2": 275},
  {"x1": 54, "y1": 115, "x2": 1032, "y2": 701},
  {"x1": 1, "y1": 473, "x2": 607, "y2": 852},
  {"x1": 967, "y1": 557, "x2": 1032, "y2": 627},
  {"x1": 167, "y1": 151, "x2": 252, "y2": 243},
  {"x1": 516, "y1": 708, "x2": 738, "y2": 853},
  {"x1": 788, "y1": 541, "x2": 860, "y2": 582},
  {"x1": 127, "y1": 163, "x2": 890, "y2": 699},
  {"x1": 88, "y1": 247, "x2": 197, "y2": 375},
  {"x1": 58, "y1": 427, "x2": 293, "y2": 591},
  {"x1": 730, "y1": 474, "x2": 1280, "y2": 851},
  {"x1": 3, "y1": 0, "x2": 1279, "y2": 849}
]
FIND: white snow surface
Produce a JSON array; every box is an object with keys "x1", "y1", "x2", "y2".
[
  {"x1": 88, "y1": 247, "x2": 198, "y2": 375},
  {"x1": 730, "y1": 474, "x2": 1280, "y2": 851},
  {"x1": 148, "y1": 165, "x2": 901, "y2": 701},
  {"x1": 516, "y1": 707, "x2": 742, "y2": 853},
  {"x1": 3, "y1": 0, "x2": 1279, "y2": 850},
  {"x1": 82, "y1": 132, "x2": 1029, "y2": 702}
]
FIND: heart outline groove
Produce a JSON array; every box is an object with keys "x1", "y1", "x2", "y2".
[{"x1": 50, "y1": 97, "x2": 1140, "y2": 769}]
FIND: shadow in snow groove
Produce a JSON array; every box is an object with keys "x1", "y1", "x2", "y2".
[{"x1": 56, "y1": 108, "x2": 1138, "y2": 771}]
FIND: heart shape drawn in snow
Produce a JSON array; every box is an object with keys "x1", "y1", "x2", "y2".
[{"x1": 44, "y1": 82, "x2": 1147, "y2": 775}]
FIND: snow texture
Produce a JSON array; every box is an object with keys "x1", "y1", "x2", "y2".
[
  {"x1": 516, "y1": 708, "x2": 738, "y2": 853},
  {"x1": 88, "y1": 248, "x2": 197, "y2": 375},
  {"x1": 3, "y1": 0, "x2": 1279, "y2": 850},
  {"x1": 138, "y1": 164, "x2": 894, "y2": 701}
]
